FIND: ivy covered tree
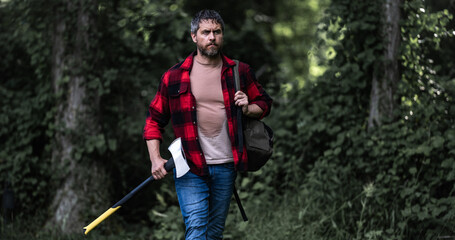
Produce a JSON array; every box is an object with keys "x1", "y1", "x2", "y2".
[
  {"x1": 368, "y1": 0, "x2": 401, "y2": 129},
  {"x1": 46, "y1": 0, "x2": 111, "y2": 232}
]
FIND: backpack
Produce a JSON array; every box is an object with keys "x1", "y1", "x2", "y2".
[
  {"x1": 233, "y1": 60, "x2": 274, "y2": 171},
  {"x1": 232, "y1": 60, "x2": 274, "y2": 221}
]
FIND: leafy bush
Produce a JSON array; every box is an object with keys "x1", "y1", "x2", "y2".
[{"x1": 264, "y1": 0, "x2": 455, "y2": 239}]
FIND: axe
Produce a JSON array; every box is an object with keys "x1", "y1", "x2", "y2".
[{"x1": 83, "y1": 138, "x2": 190, "y2": 235}]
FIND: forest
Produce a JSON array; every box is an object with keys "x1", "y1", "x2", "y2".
[{"x1": 1, "y1": 0, "x2": 455, "y2": 239}]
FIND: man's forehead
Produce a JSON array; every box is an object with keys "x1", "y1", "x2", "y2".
[{"x1": 198, "y1": 19, "x2": 222, "y2": 30}]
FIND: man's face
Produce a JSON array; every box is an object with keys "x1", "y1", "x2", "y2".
[{"x1": 191, "y1": 20, "x2": 223, "y2": 58}]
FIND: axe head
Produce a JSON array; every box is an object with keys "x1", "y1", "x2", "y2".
[{"x1": 168, "y1": 138, "x2": 190, "y2": 178}]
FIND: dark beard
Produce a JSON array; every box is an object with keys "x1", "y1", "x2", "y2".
[{"x1": 198, "y1": 44, "x2": 221, "y2": 58}]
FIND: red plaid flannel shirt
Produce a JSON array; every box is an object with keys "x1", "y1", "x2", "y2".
[{"x1": 143, "y1": 52, "x2": 273, "y2": 176}]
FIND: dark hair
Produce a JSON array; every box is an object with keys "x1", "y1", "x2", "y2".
[{"x1": 191, "y1": 9, "x2": 225, "y2": 34}]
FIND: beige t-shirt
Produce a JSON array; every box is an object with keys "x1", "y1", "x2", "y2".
[{"x1": 190, "y1": 59, "x2": 233, "y2": 164}]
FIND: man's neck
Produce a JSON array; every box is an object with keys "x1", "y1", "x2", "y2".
[{"x1": 194, "y1": 52, "x2": 222, "y2": 66}]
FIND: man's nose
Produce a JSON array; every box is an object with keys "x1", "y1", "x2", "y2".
[{"x1": 208, "y1": 31, "x2": 215, "y2": 40}]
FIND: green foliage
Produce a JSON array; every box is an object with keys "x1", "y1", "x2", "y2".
[
  {"x1": 2, "y1": 0, "x2": 455, "y2": 239},
  {"x1": 271, "y1": 0, "x2": 331, "y2": 85},
  {"x1": 0, "y1": 0, "x2": 55, "y2": 214},
  {"x1": 0, "y1": 0, "x2": 282, "y2": 236},
  {"x1": 266, "y1": 0, "x2": 455, "y2": 239}
]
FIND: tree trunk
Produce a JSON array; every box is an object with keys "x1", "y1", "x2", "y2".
[
  {"x1": 368, "y1": 0, "x2": 401, "y2": 130},
  {"x1": 47, "y1": 0, "x2": 109, "y2": 233}
]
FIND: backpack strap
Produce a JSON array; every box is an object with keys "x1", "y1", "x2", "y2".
[
  {"x1": 233, "y1": 60, "x2": 248, "y2": 222},
  {"x1": 233, "y1": 60, "x2": 241, "y2": 91},
  {"x1": 233, "y1": 184, "x2": 248, "y2": 221},
  {"x1": 233, "y1": 60, "x2": 244, "y2": 156}
]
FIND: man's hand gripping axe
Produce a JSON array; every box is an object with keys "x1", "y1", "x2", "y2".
[{"x1": 83, "y1": 138, "x2": 190, "y2": 235}]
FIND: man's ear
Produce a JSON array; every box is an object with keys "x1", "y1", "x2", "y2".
[{"x1": 191, "y1": 33, "x2": 197, "y2": 43}]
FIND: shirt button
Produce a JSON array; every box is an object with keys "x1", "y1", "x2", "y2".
[
  {"x1": 192, "y1": 106, "x2": 195, "y2": 110},
  {"x1": 193, "y1": 121, "x2": 196, "y2": 125}
]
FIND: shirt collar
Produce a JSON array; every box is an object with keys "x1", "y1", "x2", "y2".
[{"x1": 179, "y1": 51, "x2": 237, "y2": 71}]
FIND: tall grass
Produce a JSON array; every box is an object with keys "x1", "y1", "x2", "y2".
[
  {"x1": 224, "y1": 183, "x2": 378, "y2": 240},
  {"x1": 1, "y1": 184, "x2": 382, "y2": 240}
]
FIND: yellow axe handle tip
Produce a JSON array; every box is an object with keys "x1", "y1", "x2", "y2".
[{"x1": 83, "y1": 206, "x2": 121, "y2": 235}]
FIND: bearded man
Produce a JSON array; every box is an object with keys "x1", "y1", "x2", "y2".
[{"x1": 143, "y1": 9, "x2": 273, "y2": 240}]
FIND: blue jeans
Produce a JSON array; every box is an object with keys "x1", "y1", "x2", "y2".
[{"x1": 174, "y1": 163, "x2": 237, "y2": 240}]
